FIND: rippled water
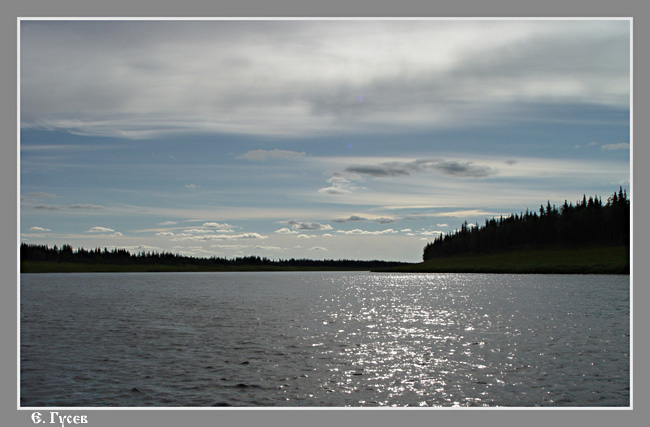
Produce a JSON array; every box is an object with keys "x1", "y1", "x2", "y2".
[{"x1": 20, "y1": 272, "x2": 629, "y2": 407}]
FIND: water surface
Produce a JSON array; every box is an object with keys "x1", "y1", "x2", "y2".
[{"x1": 20, "y1": 272, "x2": 630, "y2": 407}]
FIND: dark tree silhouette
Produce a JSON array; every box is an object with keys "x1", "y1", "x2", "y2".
[
  {"x1": 423, "y1": 188, "x2": 629, "y2": 261},
  {"x1": 20, "y1": 243, "x2": 405, "y2": 270}
]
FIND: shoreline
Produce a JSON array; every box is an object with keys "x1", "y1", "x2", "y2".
[
  {"x1": 373, "y1": 245, "x2": 629, "y2": 275},
  {"x1": 20, "y1": 244, "x2": 629, "y2": 275}
]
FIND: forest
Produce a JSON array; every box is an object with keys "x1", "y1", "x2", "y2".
[
  {"x1": 20, "y1": 243, "x2": 404, "y2": 272},
  {"x1": 422, "y1": 188, "x2": 630, "y2": 261}
]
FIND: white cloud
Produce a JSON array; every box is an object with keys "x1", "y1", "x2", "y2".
[
  {"x1": 336, "y1": 228, "x2": 398, "y2": 235},
  {"x1": 309, "y1": 246, "x2": 328, "y2": 251},
  {"x1": 184, "y1": 184, "x2": 200, "y2": 189},
  {"x1": 318, "y1": 174, "x2": 361, "y2": 195},
  {"x1": 421, "y1": 230, "x2": 445, "y2": 236},
  {"x1": 601, "y1": 142, "x2": 630, "y2": 151},
  {"x1": 202, "y1": 222, "x2": 235, "y2": 231},
  {"x1": 125, "y1": 245, "x2": 162, "y2": 252},
  {"x1": 237, "y1": 149, "x2": 306, "y2": 161},
  {"x1": 434, "y1": 210, "x2": 505, "y2": 218},
  {"x1": 275, "y1": 228, "x2": 298, "y2": 234},
  {"x1": 158, "y1": 221, "x2": 177, "y2": 225},
  {"x1": 82, "y1": 226, "x2": 122, "y2": 237},
  {"x1": 237, "y1": 233, "x2": 268, "y2": 239},
  {"x1": 318, "y1": 186, "x2": 352, "y2": 195},
  {"x1": 171, "y1": 232, "x2": 267, "y2": 242},
  {"x1": 182, "y1": 228, "x2": 214, "y2": 234},
  {"x1": 29, "y1": 226, "x2": 51, "y2": 232},
  {"x1": 86, "y1": 226, "x2": 115, "y2": 233}
]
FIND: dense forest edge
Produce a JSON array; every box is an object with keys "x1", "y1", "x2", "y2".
[
  {"x1": 20, "y1": 189, "x2": 629, "y2": 274},
  {"x1": 377, "y1": 188, "x2": 630, "y2": 274}
]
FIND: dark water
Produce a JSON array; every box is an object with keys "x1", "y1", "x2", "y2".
[{"x1": 20, "y1": 272, "x2": 630, "y2": 407}]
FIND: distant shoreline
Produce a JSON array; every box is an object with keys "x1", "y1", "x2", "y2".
[
  {"x1": 19, "y1": 243, "x2": 629, "y2": 275},
  {"x1": 20, "y1": 262, "x2": 385, "y2": 274},
  {"x1": 21, "y1": 245, "x2": 629, "y2": 275}
]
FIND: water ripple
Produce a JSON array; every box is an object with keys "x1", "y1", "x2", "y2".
[{"x1": 21, "y1": 272, "x2": 629, "y2": 407}]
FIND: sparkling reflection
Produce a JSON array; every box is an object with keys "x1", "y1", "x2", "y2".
[{"x1": 308, "y1": 273, "x2": 629, "y2": 406}]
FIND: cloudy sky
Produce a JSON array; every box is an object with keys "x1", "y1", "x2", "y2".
[{"x1": 19, "y1": 19, "x2": 631, "y2": 262}]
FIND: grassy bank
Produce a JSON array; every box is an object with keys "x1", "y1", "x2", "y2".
[
  {"x1": 374, "y1": 245, "x2": 629, "y2": 274},
  {"x1": 20, "y1": 261, "x2": 372, "y2": 274}
]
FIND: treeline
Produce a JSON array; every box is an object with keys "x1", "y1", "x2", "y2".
[
  {"x1": 423, "y1": 188, "x2": 630, "y2": 261},
  {"x1": 20, "y1": 243, "x2": 404, "y2": 270}
]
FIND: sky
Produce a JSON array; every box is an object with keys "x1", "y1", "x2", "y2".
[{"x1": 19, "y1": 19, "x2": 631, "y2": 262}]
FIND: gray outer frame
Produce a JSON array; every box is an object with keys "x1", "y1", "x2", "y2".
[{"x1": 4, "y1": 0, "x2": 643, "y2": 426}]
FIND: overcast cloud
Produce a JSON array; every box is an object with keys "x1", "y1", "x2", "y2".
[{"x1": 21, "y1": 20, "x2": 629, "y2": 139}]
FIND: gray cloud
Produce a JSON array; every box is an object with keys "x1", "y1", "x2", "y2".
[
  {"x1": 375, "y1": 217, "x2": 396, "y2": 224},
  {"x1": 288, "y1": 220, "x2": 333, "y2": 231},
  {"x1": 345, "y1": 159, "x2": 496, "y2": 179},
  {"x1": 332, "y1": 215, "x2": 396, "y2": 224},
  {"x1": 237, "y1": 149, "x2": 306, "y2": 161},
  {"x1": 345, "y1": 164, "x2": 411, "y2": 177},
  {"x1": 33, "y1": 204, "x2": 62, "y2": 210},
  {"x1": 318, "y1": 187, "x2": 349, "y2": 195},
  {"x1": 70, "y1": 204, "x2": 104, "y2": 210},
  {"x1": 433, "y1": 160, "x2": 494, "y2": 178},
  {"x1": 332, "y1": 215, "x2": 367, "y2": 223}
]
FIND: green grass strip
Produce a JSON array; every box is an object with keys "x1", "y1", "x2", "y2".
[{"x1": 375, "y1": 245, "x2": 629, "y2": 274}]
